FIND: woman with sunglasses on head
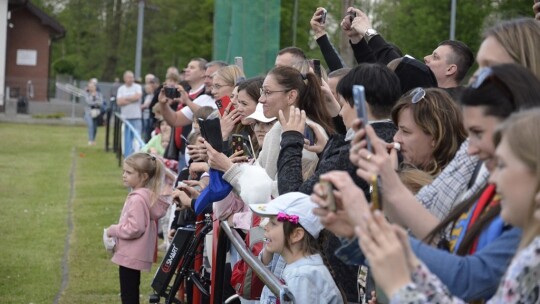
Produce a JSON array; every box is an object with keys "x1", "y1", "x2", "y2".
[
  {"x1": 359, "y1": 108, "x2": 540, "y2": 304},
  {"x1": 391, "y1": 87, "x2": 466, "y2": 177},
  {"x1": 317, "y1": 64, "x2": 540, "y2": 302}
]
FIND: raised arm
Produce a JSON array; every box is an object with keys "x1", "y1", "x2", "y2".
[
  {"x1": 158, "y1": 87, "x2": 192, "y2": 127},
  {"x1": 311, "y1": 7, "x2": 346, "y2": 71}
]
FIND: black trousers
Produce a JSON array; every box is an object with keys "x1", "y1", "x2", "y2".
[{"x1": 119, "y1": 266, "x2": 140, "y2": 304}]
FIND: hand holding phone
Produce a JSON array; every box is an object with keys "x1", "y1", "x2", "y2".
[
  {"x1": 231, "y1": 134, "x2": 249, "y2": 157},
  {"x1": 353, "y1": 85, "x2": 371, "y2": 152},
  {"x1": 304, "y1": 124, "x2": 315, "y2": 145},
  {"x1": 216, "y1": 95, "x2": 233, "y2": 116},
  {"x1": 319, "y1": 8, "x2": 327, "y2": 24},
  {"x1": 164, "y1": 86, "x2": 180, "y2": 99},
  {"x1": 347, "y1": 10, "x2": 356, "y2": 23},
  {"x1": 319, "y1": 179, "x2": 336, "y2": 212},
  {"x1": 369, "y1": 175, "x2": 382, "y2": 211}
]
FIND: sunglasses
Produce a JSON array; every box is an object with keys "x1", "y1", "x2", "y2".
[
  {"x1": 409, "y1": 87, "x2": 426, "y2": 104},
  {"x1": 471, "y1": 67, "x2": 515, "y2": 106}
]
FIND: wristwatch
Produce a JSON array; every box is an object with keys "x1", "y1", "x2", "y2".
[{"x1": 364, "y1": 28, "x2": 379, "y2": 43}]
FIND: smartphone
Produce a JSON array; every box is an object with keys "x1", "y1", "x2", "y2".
[
  {"x1": 304, "y1": 124, "x2": 315, "y2": 145},
  {"x1": 198, "y1": 111, "x2": 223, "y2": 152},
  {"x1": 370, "y1": 175, "x2": 382, "y2": 211},
  {"x1": 313, "y1": 59, "x2": 322, "y2": 80},
  {"x1": 319, "y1": 8, "x2": 327, "y2": 24},
  {"x1": 353, "y1": 85, "x2": 371, "y2": 153},
  {"x1": 164, "y1": 86, "x2": 180, "y2": 99},
  {"x1": 320, "y1": 179, "x2": 336, "y2": 212},
  {"x1": 347, "y1": 11, "x2": 356, "y2": 23},
  {"x1": 231, "y1": 134, "x2": 245, "y2": 155},
  {"x1": 234, "y1": 57, "x2": 244, "y2": 73},
  {"x1": 215, "y1": 95, "x2": 234, "y2": 116}
]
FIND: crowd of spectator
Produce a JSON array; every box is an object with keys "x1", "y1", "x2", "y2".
[{"x1": 103, "y1": 4, "x2": 540, "y2": 304}]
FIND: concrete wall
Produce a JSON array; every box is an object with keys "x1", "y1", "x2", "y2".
[{"x1": 5, "y1": 7, "x2": 51, "y2": 101}]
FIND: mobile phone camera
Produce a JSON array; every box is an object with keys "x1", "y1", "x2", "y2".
[{"x1": 164, "y1": 86, "x2": 180, "y2": 99}]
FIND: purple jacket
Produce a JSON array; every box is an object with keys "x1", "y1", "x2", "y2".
[{"x1": 108, "y1": 188, "x2": 171, "y2": 271}]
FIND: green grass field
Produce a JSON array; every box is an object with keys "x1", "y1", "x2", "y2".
[{"x1": 0, "y1": 122, "x2": 158, "y2": 303}]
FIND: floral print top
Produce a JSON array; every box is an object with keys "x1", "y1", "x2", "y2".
[{"x1": 391, "y1": 236, "x2": 540, "y2": 304}]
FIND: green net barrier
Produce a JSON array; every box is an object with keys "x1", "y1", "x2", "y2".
[{"x1": 213, "y1": 0, "x2": 281, "y2": 77}]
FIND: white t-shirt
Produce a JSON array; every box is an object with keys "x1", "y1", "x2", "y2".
[
  {"x1": 181, "y1": 94, "x2": 216, "y2": 121},
  {"x1": 117, "y1": 83, "x2": 143, "y2": 119}
]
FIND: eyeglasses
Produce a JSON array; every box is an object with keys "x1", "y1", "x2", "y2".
[
  {"x1": 260, "y1": 88, "x2": 289, "y2": 98},
  {"x1": 212, "y1": 83, "x2": 231, "y2": 90},
  {"x1": 409, "y1": 87, "x2": 426, "y2": 104}
]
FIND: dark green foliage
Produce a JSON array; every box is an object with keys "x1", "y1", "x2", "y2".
[{"x1": 35, "y1": 0, "x2": 537, "y2": 81}]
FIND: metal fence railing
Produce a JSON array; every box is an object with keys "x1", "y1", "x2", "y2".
[
  {"x1": 108, "y1": 112, "x2": 294, "y2": 302},
  {"x1": 219, "y1": 221, "x2": 295, "y2": 303}
]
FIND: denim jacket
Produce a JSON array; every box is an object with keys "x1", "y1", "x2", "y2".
[
  {"x1": 259, "y1": 254, "x2": 344, "y2": 304},
  {"x1": 335, "y1": 227, "x2": 521, "y2": 301}
]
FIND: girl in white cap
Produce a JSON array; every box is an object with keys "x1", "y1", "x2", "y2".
[{"x1": 250, "y1": 192, "x2": 344, "y2": 304}]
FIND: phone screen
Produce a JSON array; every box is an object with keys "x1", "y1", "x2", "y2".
[{"x1": 353, "y1": 85, "x2": 371, "y2": 152}]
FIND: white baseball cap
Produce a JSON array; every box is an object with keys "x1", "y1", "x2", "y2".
[
  {"x1": 250, "y1": 192, "x2": 324, "y2": 239},
  {"x1": 246, "y1": 103, "x2": 276, "y2": 124}
]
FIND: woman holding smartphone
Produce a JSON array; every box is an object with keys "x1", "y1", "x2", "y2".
[{"x1": 313, "y1": 64, "x2": 540, "y2": 302}]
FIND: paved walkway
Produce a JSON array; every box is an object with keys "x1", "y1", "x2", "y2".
[{"x1": 1, "y1": 97, "x2": 86, "y2": 126}]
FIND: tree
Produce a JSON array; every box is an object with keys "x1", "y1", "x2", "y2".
[
  {"x1": 34, "y1": 0, "x2": 537, "y2": 82},
  {"x1": 372, "y1": 0, "x2": 536, "y2": 78}
]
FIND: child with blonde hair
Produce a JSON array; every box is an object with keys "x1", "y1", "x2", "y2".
[{"x1": 106, "y1": 152, "x2": 171, "y2": 304}]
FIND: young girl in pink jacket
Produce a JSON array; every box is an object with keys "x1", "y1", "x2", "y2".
[{"x1": 107, "y1": 152, "x2": 171, "y2": 304}]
